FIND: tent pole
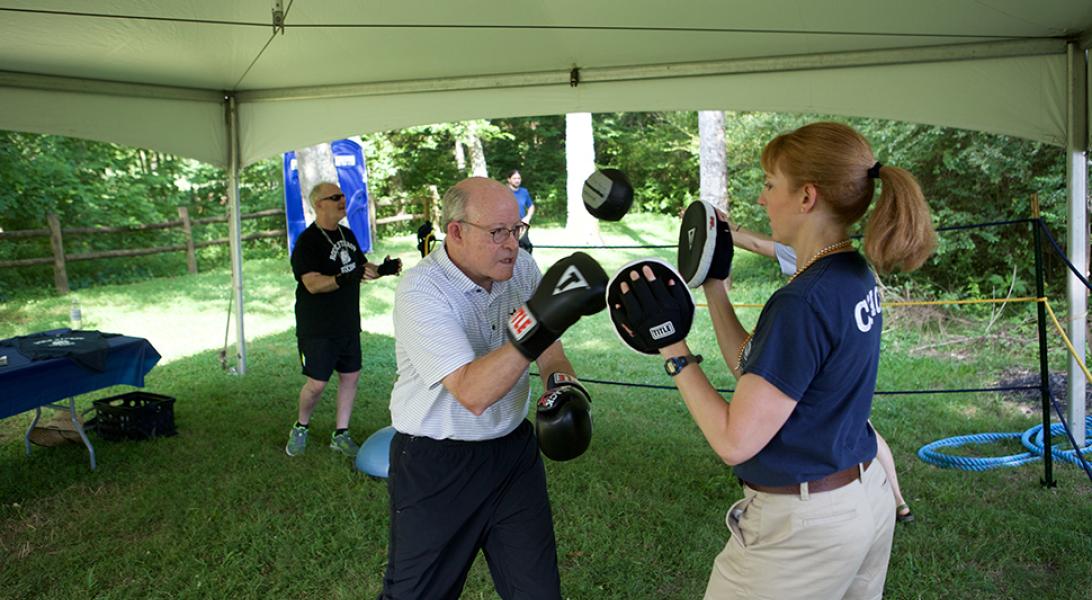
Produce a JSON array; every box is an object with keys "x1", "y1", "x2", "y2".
[
  {"x1": 226, "y1": 93, "x2": 247, "y2": 375},
  {"x1": 1066, "y1": 43, "x2": 1088, "y2": 445}
]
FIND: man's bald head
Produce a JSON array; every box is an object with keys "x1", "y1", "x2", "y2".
[{"x1": 441, "y1": 177, "x2": 517, "y2": 230}]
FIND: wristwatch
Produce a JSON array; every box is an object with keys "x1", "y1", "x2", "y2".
[{"x1": 664, "y1": 354, "x2": 702, "y2": 377}]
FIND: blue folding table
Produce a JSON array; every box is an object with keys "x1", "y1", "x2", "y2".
[{"x1": 0, "y1": 331, "x2": 161, "y2": 470}]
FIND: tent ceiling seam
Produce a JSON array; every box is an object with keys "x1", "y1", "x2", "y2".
[
  {"x1": 0, "y1": 7, "x2": 1075, "y2": 41},
  {"x1": 237, "y1": 38, "x2": 1067, "y2": 103},
  {"x1": 0, "y1": 70, "x2": 223, "y2": 102},
  {"x1": 0, "y1": 39, "x2": 1064, "y2": 105}
]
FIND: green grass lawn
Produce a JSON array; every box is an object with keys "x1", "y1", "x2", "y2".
[{"x1": 2, "y1": 215, "x2": 1090, "y2": 599}]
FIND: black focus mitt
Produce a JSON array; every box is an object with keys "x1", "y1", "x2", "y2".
[
  {"x1": 677, "y1": 200, "x2": 734, "y2": 288},
  {"x1": 607, "y1": 258, "x2": 695, "y2": 355}
]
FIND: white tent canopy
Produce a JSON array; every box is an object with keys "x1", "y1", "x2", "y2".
[
  {"x1": 1, "y1": 2, "x2": 1089, "y2": 166},
  {"x1": 1, "y1": 3, "x2": 1089, "y2": 438}
]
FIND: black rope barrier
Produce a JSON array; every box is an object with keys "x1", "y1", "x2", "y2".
[
  {"x1": 535, "y1": 244, "x2": 677, "y2": 249},
  {"x1": 1050, "y1": 397, "x2": 1092, "y2": 484},
  {"x1": 532, "y1": 373, "x2": 1040, "y2": 398},
  {"x1": 531, "y1": 218, "x2": 1036, "y2": 251},
  {"x1": 935, "y1": 217, "x2": 1035, "y2": 233},
  {"x1": 873, "y1": 385, "x2": 1041, "y2": 396},
  {"x1": 1036, "y1": 220, "x2": 1092, "y2": 292}
]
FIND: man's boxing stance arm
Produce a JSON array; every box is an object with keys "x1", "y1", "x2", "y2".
[
  {"x1": 301, "y1": 272, "x2": 339, "y2": 294},
  {"x1": 442, "y1": 340, "x2": 568, "y2": 416},
  {"x1": 442, "y1": 343, "x2": 530, "y2": 416},
  {"x1": 445, "y1": 252, "x2": 606, "y2": 416},
  {"x1": 535, "y1": 342, "x2": 575, "y2": 389}
]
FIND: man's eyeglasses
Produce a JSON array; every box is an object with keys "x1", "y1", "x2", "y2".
[
  {"x1": 458, "y1": 220, "x2": 530, "y2": 244},
  {"x1": 319, "y1": 193, "x2": 345, "y2": 203}
]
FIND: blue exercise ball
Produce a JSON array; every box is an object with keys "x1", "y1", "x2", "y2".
[{"x1": 355, "y1": 425, "x2": 396, "y2": 478}]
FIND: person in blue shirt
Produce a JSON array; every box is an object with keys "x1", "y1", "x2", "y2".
[
  {"x1": 616, "y1": 122, "x2": 935, "y2": 599},
  {"x1": 728, "y1": 220, "x2": 914, "y2": 524},
  {"x1": 506, "y1": 169, "x2": 535, "y2": 253}
]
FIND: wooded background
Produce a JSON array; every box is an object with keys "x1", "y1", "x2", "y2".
[{"x1": 0, "y1": 111, "x2": 1072, "y2": 300}]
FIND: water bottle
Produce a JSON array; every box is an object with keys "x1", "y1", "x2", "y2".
[{"x1": 70, "y1": 297, "x2": 82, "y2": 331}]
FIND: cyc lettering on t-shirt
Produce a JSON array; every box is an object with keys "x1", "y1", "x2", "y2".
[{"x1": 854, "y1": 286, "x2": 882, "y2": 333}]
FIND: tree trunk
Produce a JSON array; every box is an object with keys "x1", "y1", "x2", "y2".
[
  {"x1": 565, "y1": 112, "x2": 602, "y2": 243},
  {"x1": 699, "y1": 110, "x2": 728, "y2": 212},
  {"x1": 463, "y1": 123, "x2": 488, "y2": 177},
  {"x1": 454, "y1": 140, "x2": 466, "y2": 172},
  {"x1": 295, "y1": 142, "x2": 338, "y2": 225}
]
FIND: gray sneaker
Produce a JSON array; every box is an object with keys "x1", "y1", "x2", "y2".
[
  {"x1": 330, "y1": 431, "x2": 360, "y2": 457},
  {"x1": 285, "y1": 425, "x2": 308, "y2": 456}
]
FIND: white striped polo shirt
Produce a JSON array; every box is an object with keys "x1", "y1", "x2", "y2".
[{"x1": 389, "y1": 244, "x2": 542, "y2": 440}]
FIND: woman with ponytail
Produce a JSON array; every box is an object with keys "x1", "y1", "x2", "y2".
[{"x1": 615, "y1": 121, "x2": 935, "y2": 598}]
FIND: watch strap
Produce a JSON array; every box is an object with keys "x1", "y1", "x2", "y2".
[{"x1": 665, "y1": 353, "x2": 702, "y2": 376}]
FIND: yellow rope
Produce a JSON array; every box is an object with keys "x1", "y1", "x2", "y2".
[
  {"x1": 1041, "y1": 298, "x2": 1092, "y2": 385},
  {"x1": 696, "y1": 292, "x2": 1092, "y2": 385},
  {"x1": 883, "y1": 297, "x2": 1039, "y2": 307}
]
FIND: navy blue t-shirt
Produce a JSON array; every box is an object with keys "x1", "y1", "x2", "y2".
[
  {"x1": 734, "y1": 251, "x2": 882, "y2": 486},
  {"x1": 512, "y1": 187, "x2": 533, "y2": 219}
]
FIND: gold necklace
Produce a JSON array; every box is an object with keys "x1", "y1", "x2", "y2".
[{"x1": 788, "y1": 240, "x2": 853, "y2": 283}]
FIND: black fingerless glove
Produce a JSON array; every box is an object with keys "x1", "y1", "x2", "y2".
[
  {"x1": 620, "y1": 275, "x2": 693, "y2": 350},
  {"x1": 377, "y1": 256, "x2": 402, "y2": 277},
  {"x1": 335, "y1": 268, "x2": 362, "y2": 288}
]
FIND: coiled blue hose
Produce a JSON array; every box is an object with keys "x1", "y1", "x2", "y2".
[
  {"x1": 1021, "y1": 416, "x2": 1092, "y2": 466},
  {"x1": 918, "y1": 416, "x2": 1092, "y2": 471}
]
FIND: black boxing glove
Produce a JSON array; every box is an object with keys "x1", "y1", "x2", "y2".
[
  {"x1": 377, "y1": 255, "x2": 402, "y2": 277},
  {"x1": 507, "y1": 252, "x2": 608, "y2": 361},
  {"x1": 544, "y1": 371, "x2": 589, "y2": 399},
  {"x1": 677, "y1": 200, "x2": 734, "y2": 288},
  {"x1": 582, "y1": 168, "x2": 634, "y2": 222},
  {"x1": 607, "y1": 258, "x2": 695, "y2": 354},
  {"x1": 536, "y1": 372, "x2": 592, "y2": 461}
]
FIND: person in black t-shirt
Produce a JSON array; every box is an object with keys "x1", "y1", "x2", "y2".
[
  {"x1": 286, "y1": 182, "x2": 402, "y2": 458},
  {"x1": 613, "y1": 122, "x2": 936, "y2": 599}
]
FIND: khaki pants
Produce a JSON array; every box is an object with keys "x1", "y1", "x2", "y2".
[{"x1": 704, "y1": 460, "x2": 896, "y2": 600}]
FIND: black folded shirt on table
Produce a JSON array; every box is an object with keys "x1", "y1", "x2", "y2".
[{"x1": 1, "y1": 330, "x2": 120, "y2": 373}]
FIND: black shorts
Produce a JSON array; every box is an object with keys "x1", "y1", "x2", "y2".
[{"x1": 297, "y1": 333, "x2": 361, "y2": 381}]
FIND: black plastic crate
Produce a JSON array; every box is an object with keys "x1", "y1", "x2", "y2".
[{"x1": 90, "y1": 391, "x2": 177, "y2": 441}]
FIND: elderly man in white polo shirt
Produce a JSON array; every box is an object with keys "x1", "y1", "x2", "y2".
[{"x1": 379, "y1": 177, "x2": 606, "y2": 600}]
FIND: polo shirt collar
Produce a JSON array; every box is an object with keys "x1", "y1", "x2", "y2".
[{"x1": 435, "y1": 243, "x2": 508, "y2": 298}]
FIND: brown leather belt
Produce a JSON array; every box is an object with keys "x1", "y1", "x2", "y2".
[{"x1": 743, "y1": 459, "x2": 872, "y2": 495}]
